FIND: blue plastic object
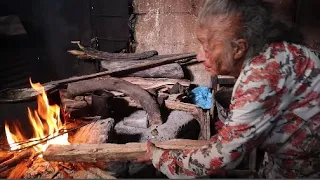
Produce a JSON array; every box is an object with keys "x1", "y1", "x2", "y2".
[{"x1": 191, "y1": 86, "x2": 212, "y2": 110}]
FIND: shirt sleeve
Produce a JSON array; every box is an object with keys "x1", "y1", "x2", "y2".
[{"x1": 151, "y1": 48, "x2": 289, "y2": 178}]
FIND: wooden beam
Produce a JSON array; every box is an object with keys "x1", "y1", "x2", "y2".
[{"x1": 43, "y1": 139, "x2": 208, "y2": 163}]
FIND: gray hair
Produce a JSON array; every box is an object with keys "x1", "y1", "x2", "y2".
[{"x1": 198, "y1": 0, "x2": 304, "y2": 58}]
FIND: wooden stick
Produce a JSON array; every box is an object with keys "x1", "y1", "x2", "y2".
[
  {"x1": 69, "y1": 41, "x2": 158, "y2": 60},
  {"x1": 43, "y1": 139, "x2": 208, "y2": 163},
  {"x1": 0, "y1": 149, "x2": 33, "y2": 173},
  {"x1": 46, "y1": 53, "x2": 196, "y2": 86}
]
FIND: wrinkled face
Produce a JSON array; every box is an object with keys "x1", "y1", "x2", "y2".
[
  {"x1": 195, "y1": 15, "x2": 247, "y2": 77},
  {"x1": 196, "y1": 27, "x2": 234, "y2": 76}
]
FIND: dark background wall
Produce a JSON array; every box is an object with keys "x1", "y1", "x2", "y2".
[{"x1": 0, "y1": 0, "x2": 129, "y2": 90}]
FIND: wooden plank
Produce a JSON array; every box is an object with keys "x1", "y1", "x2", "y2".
[{"x1": 43, "y1": 139, "x2": 208, "y2": 163}]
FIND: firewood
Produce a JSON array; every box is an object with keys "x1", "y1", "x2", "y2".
[
  {"x1": 0, "y1": 151, "x2": 14, "y2": 163},
  {"x1": 59, "y1": 167, "x2": 72, "y2": 179},
  {"x1": 87, "y1": 167, "x2": 116, "y2": 179},
  {"x1": 43, "y1": 139, "x2": 208, "y2": 163},
  {"x1": 0, "y1": 149, "x2": 33, "y2": 173},
  {"x1": 24, "y1": 159, "x2": 58, "y2": 179},
  {"x1": 101, "y1": 61, "x2": 184, "y2": 78},
  {"x1": 67, "y1": 77, "x2": 162, "y2": 127},
  {"x1": 69, "y1": 41, "x2": 158, "y2": 60},
  {"x1": 46, "y1": 165, "x2": 59, "y2": 179},
  {"x1": 7, "y1": 158, "x2": 34, "y2": 179},
  {"x1": 121, "y1": 77, "x2": 190, "y2": 90},
  {"x1": 53, "y1": 52, "x2": 196, "y2": 85},
  {"x1": 60, "y1": 77, "x2": 190, "y2": 112},
  {"x1": 0, "y1": 167, "x2": 13, "y2": 178},
  {"x1": 71, "y1": 118, "x2": 115, "y2": 144}
]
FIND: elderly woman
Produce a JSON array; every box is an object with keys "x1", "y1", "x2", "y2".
[{"x1": 137, "y1": 0, "x2": 320, "y2": 178}]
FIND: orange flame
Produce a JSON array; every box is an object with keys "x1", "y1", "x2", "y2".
[{"x1": 5, "y1": 78, "x2": 69, "y2": 153}]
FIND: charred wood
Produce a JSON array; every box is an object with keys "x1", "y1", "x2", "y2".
[
  {"x1": 0, "y1": 149, "x2": 33, "y2": 173},
  {"x1": 0, "y1": 151, "x2": 13, "y2": 164},
  {"x1": 7, "y1": 157, "x2": 34, "y2": 179}
]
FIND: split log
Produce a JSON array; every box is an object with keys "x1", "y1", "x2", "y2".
[
  {"x1": 67, "y1": 77, "x2": 162, "y2": 126},
  {"x1": 101, "y1": 61, "x2": 184, "y2": 78},
  {"x1": 69, "y1": 41, "x2": 158, "y2": 60},
  {"x1": 0, "y1": 149, "x2": 33, "y2": 173},
  {"x1": 43, "y1": 139, "x2": 208, "y2": 163},
  {"x1": 71, "y1": 118, "x2": 115, "y2": 144}
]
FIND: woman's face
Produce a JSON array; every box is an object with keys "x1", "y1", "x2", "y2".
[{"x1": 196, "y1": 27, "x2": 235, "y2": 76}]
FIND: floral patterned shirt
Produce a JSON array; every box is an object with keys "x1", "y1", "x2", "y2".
[{"x1": 151, "y1": 42, "x2": 320, "y2": 179}]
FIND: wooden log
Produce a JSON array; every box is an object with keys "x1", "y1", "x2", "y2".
[
  {"x1": 0, "y1": 149, "x2": 33, "y2": 173},
  {"x1": 71, "y1": 118, "x2": 115, "y2": 144},
  {"x1": 43, "y1": 139, "x2": 208, "y2": 163},
  {"x1": 101, "y1": 61, "x2": 184, "y2": 78},
  {"x1": 7, "y1": 157, "x2": 34, "y2": 179},
  {"x1": 0, "y1": 151, "x2": 14, "y2": 164},
  {"x1": 67, "y1": 77, "x2": 162, "y2": 126},
  {"x1": 69, "y1": 41, "x2": 158, "y2": 60}
]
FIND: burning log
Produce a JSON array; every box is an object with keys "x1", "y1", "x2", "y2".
[
  {"x1": 71, "y1": 118, "x2": 115, "y2": 144},
  {"x1": 0, "y1": 151, "x2": 14, "y2": 163},
  {"x1": 101, "y1": 61, "x2": 184, "y2": 79},
  {"x1": 7, "y1": 156, "x2": 34, "y2": 179},
  {"x1": 67, "y1": 77, "x2": 162, "y2": 127},
  {"x1": 0, "y1": 149, "x2": 33, "y2": 173},
  {"x1": 42, "y1": 139, "x2": 208, "y2": 163}
]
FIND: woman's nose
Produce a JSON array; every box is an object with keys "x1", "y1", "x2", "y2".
[{"x1": 196, "y1": 48, "x2": 206, "y2": 62}]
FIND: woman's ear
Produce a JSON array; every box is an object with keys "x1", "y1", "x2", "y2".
[{"x1": 232, "y1": 39, "x2": 248, "y2": 60}]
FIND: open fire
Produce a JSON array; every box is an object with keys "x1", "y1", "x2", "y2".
[{"x1": 4, "y1": 78, "x2": 69, "y2": 154}]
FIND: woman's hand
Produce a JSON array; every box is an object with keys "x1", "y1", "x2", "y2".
[{"x1": 136, "y1": 141, "x2": 156, "y2": 165}]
